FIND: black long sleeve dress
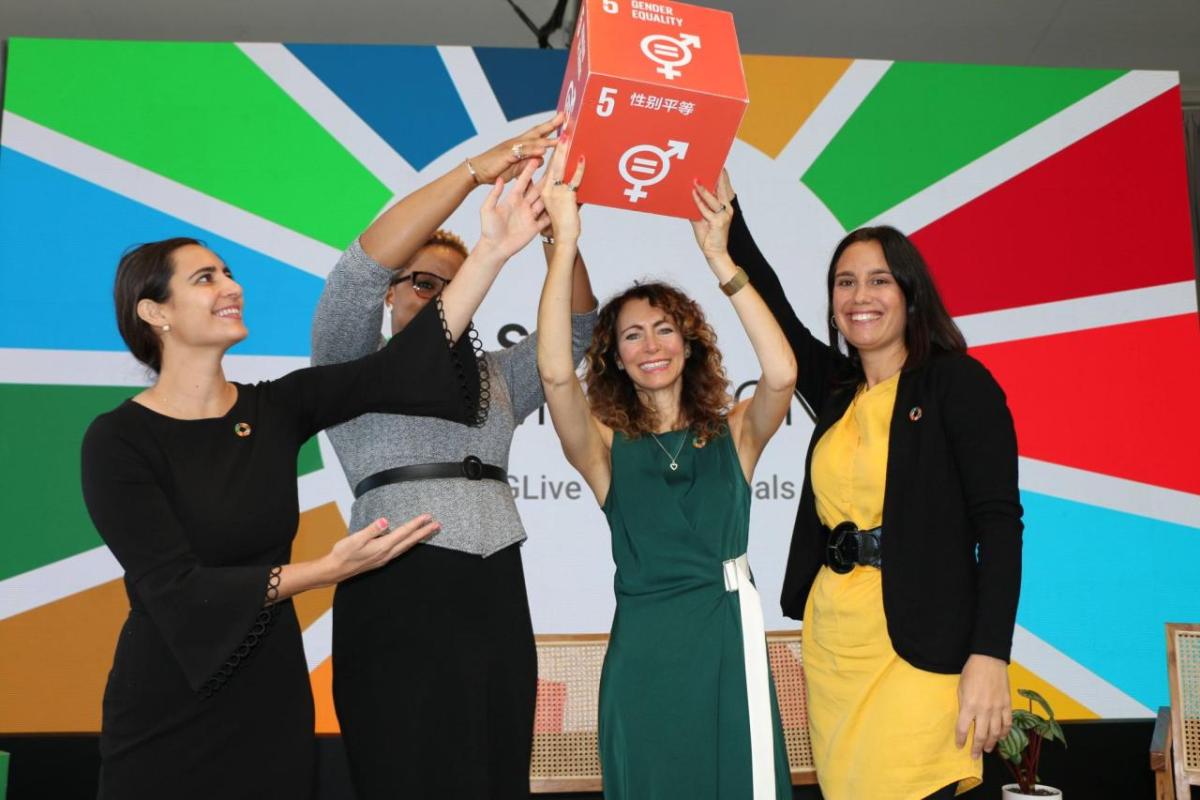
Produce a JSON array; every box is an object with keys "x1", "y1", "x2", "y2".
[{"x1": 80, "y1": 301, "x2": 479, "y2": 799}]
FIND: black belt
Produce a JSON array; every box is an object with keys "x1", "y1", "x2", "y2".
[
  {"x1": 824, "y1": 522, "x2": 883, "y2": 573},
  {"x1": 354, "y1": 456, "x2": 507, "y2": 499}
]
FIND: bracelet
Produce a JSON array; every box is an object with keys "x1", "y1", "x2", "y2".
[
  {"x1": 720, "y1": 267, "x2": 750, "y2": 297},
  {"x1": 464, "y1": 158, "x2": 481, "y2": 185}
]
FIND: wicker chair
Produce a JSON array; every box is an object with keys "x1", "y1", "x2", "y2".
[
  {"x1": 530, "y1": 630, "x2": 817, "y2": 792},
  {"x1": 1152, "y1": 623, "x2": 1200, "y2": 800}
]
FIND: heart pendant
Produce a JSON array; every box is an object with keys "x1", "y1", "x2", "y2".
[{"x1": 669, "y1": 463, "x2": 679, "y2": 471}]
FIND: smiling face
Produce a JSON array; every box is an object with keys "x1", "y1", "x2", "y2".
[
  {"x1": 137, "y1": 244, "x2": 247, "y2": 358},
  {"x1": 385, "y1": 244, "x2": 465, "y2": 335},
  {"x1": 831, "y1": 240, "x2": 908, "y2": 362},
  {"x1": 614, "y1": 297, "x2": 688, "y2": 393}
]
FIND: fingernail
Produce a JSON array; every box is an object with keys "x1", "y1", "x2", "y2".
[{"x1": 376, "y1": 518, "x2": 389, "y2": 530}]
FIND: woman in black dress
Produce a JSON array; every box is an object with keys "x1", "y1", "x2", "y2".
[{"x1": 79, "y1": 165, "x2": 548, "y2": 798}]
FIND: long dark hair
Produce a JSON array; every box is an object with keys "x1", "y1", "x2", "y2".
[
  {"x1": 826, "y1": 226, "x2": 965, "y2": 379},
  {"x1": 585, "y1": 282, "x2": 730, "y2": 444},
  {"x1": 114, "y1": 237, "x2": 203, "y2": 373}
]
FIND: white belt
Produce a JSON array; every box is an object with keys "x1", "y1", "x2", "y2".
[{"x1": 722, "y1": 553, "x2": 776, "y2": 799}]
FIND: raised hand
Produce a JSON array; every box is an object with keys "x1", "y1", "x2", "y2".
[
  {"x1": 540, "y1": 141, "x2": 585, "y2": 243},
  {"x1": 471, "y1": 113, "x2": 564, "y2": 184},
  {"x1": 479, "y1": 160, "x2": 550, "y2": 259},
  {"x1": 325, "y1": 514, "x2": 441, "y2": 581},
  {"x1": 690, "y1": 170, "x2": 736, "y2": 261}
]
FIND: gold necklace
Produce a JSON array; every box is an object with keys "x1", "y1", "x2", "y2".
[{"x1": 649, "y1": 430, "x2": 688, "y2": 471}]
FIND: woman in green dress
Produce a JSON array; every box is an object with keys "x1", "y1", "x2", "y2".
[{"x1": 536, "y1": 153, "x2": 797, "y2": 799}]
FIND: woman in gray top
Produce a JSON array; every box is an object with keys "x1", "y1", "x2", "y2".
[{"x1": 311, "y1": 116, "x2": 597, "y2": 800}]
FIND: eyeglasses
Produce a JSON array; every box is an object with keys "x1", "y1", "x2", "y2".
[{"x1": 391, "y1": 270, "x2": 451, "y2": 300}]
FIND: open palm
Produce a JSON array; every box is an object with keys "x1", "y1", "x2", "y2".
[
  {"x1": 690, "y1": 170, "x2": 736, "y2": 259},
  {"x1": 540, "y1": 141, "x2": 585, "y2": 241},
  {"x1": 479, "y1": 160, "x2": 548, "y2": 258}
]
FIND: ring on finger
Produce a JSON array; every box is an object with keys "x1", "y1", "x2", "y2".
[
  {"x1": 512, "y1": 143, "x2": 524, "y2": 159},
  {"x1": 567, "y1": 184, "x2": 579, "y2": 192},
  {"x1": 553, "y1": 179, "x2": 565, "y2": 186},
  {"x1": 718, "y1": 203, "x2": 727, "y2": 212}
]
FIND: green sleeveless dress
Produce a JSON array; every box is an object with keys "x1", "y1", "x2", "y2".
[{"x1": 599, "y1": 427, "x2": 792, "y2": 799}]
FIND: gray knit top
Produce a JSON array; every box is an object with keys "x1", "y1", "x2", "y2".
[{"x1": 312, "y1": 240, "x2": 597, "y2": 557}]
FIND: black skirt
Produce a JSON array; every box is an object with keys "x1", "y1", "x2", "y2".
[
  {"x1": 99, "y1": 601, "x2": 315, "y2": 799},
  {"x1": 332, "y1": 541, "x2": 537, "y2": 799}
]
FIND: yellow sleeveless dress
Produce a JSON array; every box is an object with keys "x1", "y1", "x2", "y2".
[{"x1": 803, "y1": 373, "x2": 982, "y2": 799}]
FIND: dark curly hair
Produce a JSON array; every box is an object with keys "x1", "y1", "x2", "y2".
[{"x1": 585, "y1": 282, "x2": 730, "y2": 443}]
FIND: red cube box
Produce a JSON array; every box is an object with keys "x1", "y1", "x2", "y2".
[{"x1": 553, "y1": 0, "x2": 749, "y2": 219}]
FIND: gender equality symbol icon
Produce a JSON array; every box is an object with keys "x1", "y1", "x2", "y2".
[
  {"x1": 618, "y1": 140, "x2": 689, "y2": 202},
  {"x1": 564, "y1": 81, "x2": 578, "y2": 118},
  {"x1": 640, "y1": 33, "x2": 701, "y2": 80}
]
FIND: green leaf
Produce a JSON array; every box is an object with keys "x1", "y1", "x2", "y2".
[
  {"x1": 1018, "y1": 688, "x2": 1056, "y2": 721},
  {"x1": 1047, "y1": 719, "x2": 1067, "y2": 747},
  {"x1": 1012, "y1": 709, "x2": 1040, "y2": 730},
  {"x1": 998, "y1": 725, "x2": 1029, "y2": 763}
]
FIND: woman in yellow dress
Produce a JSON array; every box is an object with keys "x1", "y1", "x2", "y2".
[{"x1": 724, "y1": 172, "x2": 1023, "y2": 799}]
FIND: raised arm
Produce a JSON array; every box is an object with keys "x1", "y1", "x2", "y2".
[
  {"x1": 536, "y1": 158, "x2": 600, "y2": 322},
  {"x1": 542, "y1": 237, "x2": 599, "y2": 323},
  {"x1": 276, "y1": 164, "x2": 550, "y2": 437},
  {"x1": 439, "y1": 159, "x2": 548, "y2": 341},
  {"x1": 537, "y1": 154, "x2": 613, "y2": 504},
  {"x1": 692, "y1": 173, "x2": 796, "y2": 482},
  {"x1": 313, "y1": 117, "x2": 561, "y2": 366},
  {"x1": 490, "y1": 154, "x2": 598, "y2": 419},
  {"x1": 493, "y1": 238, "x2": 598, "y2": 422},
  {"x1": 727, "y1": 194, "x2": 843, "y2": 414},
  {"x1": 359, "y1": 114, "x2": 561, "y2": 269},
  {"x1": 310, "y1": 241, "x2": 392, "y2": 366}
]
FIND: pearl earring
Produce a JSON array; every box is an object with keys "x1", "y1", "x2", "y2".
[{"x1": 161, "y1": 324, "x2": 171, "y2": 333}]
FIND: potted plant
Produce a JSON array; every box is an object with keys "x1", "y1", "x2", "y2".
[{"x1": 997, "y1": 688, "x2": 1067, "y2": 798}]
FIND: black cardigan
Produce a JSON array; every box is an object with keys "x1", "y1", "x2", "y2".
[{"x1": 729, "y1": 198, "x2": 1023, "y2": 673}]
